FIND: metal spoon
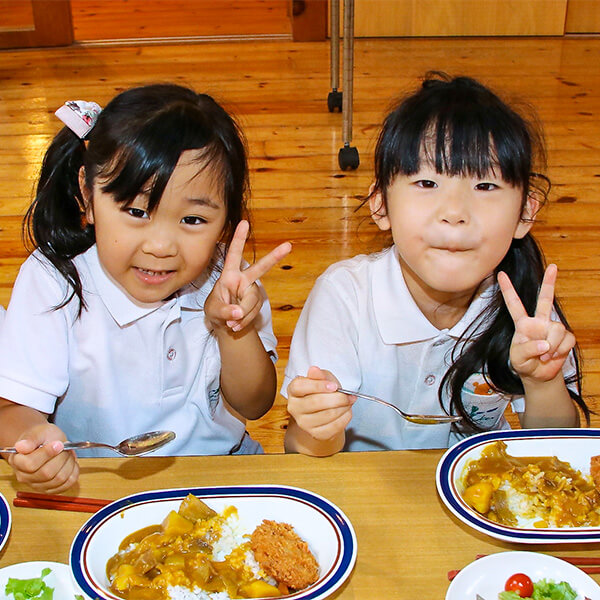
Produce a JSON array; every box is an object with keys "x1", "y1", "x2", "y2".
[
  {"x1": 337, "y1": 388, "x2": 462, "y2": 425},
  {"x1": 0, "y1": 430, "x2": 176, "y2": 456}
]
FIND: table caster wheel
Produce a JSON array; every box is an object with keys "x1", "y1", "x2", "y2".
[
  {"x1": 327, "y1": 90, "x2": 343, "y2": 113},
  {"x1": 338, "y1": 145, "x2": 359, "y2": 170}
]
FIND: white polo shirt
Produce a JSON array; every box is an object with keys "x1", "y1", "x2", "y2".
[
  {"x1": 282, "y1": 246, "x2": 533, "y2": 451},
  {"x1": 0, "y1": 245, "x2": 277, "y2": 456}
]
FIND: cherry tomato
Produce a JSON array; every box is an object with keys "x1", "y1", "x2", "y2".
[{"x1": 505, "y1": 573, "x2": 534, "y2": 597}]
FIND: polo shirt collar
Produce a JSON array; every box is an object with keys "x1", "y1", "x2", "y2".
[
  {"x1": 81, "y1": 245, "x2": 206, "y2": 327},
  {"x1": 372, "y1": 246, "x2": 495, "y2": 344}
]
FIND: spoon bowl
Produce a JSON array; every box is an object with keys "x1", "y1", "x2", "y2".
[
  {"x1": 337, "y1": 388, "x2": 462, "y2": 425},
  {"x1": 0, "y1": 431, "x2": 176, "y2": 456}
]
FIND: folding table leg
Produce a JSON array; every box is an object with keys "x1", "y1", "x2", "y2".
[
  {"x1": 327, "y1": 0, "x2": 342, "y2": 112},
  {"x1": 338, "y1": 0, "x2": 359, "y2": 170}
]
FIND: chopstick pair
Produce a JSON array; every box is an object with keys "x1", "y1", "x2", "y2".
[
  {"x1": 448, "y1": 554, "x2": 600, "y2": 581},
  {"x1": 13, "y1": 491, "x2": 112, "y2": 513}
]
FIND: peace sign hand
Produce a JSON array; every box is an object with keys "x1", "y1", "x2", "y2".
[
  {"x1": 205, "y1": 220, "x2": 292, "y2": 333},
  {"x1": 498, "y1": 264, "x2": 575, "y2": 383}
]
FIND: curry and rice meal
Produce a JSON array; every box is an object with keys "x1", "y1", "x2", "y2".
[
  {"x1": 106, "y1": 493, "x2": 319, "y2": 600},
  {"x1": 459, "y1": 441, "x2": 600, "y2": 528}
]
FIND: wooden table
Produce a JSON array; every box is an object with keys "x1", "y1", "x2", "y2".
[{"x1": 0, "y1": 450, "x2": 599, "y2": 598}]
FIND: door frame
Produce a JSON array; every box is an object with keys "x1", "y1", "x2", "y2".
[{"x1": 0, "y1": 0, "x2": 72, "y2": 49}]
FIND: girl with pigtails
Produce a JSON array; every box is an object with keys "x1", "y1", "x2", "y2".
[{"x1": 0, "y1": 84, "x2": 291, "y2": 492}]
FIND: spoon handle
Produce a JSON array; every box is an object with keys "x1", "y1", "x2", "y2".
[
  {"x1": 0, "y1": 441, "x2": 109, "y2": 453},
  {"x1": 63, "y1": 441, "x2": 107, "y2": 451}
]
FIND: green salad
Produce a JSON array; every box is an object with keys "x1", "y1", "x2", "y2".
[
  {"x1": 499, "y1": 578, "x2": 578, "y2": 600},
  {"x1": 4, "y1": 568, "x2": 54, "y2": 600},
  {"x1": 3, "y1": 567, "x2": 85, "y2": 600}
]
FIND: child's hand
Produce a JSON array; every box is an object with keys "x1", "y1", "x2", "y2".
[
  {"x1": 205, "y1": 220, "x2": 291, "y2": 332},
  {"x1": 498, "y1": 264, "x2": 575, "y2": 384},
  {"x1": 6, "y1": 423, "x2": 79, "y2": 494},
  {"x1": 287, "y1": 366, "x2": 355, "y2": 441}
]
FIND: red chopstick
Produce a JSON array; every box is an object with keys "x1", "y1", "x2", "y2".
[{"x1": 13, "y1": 491, "x2": 112, "y2": 513}]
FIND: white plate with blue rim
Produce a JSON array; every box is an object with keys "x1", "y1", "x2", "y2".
[
  {"x1": 446, "y1": 551, "x2": 600, "y2": 599},
  {"x1": 436, "y1": 428, "x2": 600, "y2": 543},
  {"x1": 70, "y1": 484, "x2": 357, "y2": 600},
  {"x1": 0, "y1": 561, "x2": 88, "y2": 599},
  {"x1": 0, "y1": 492, "x2": 10, "y2": 553}
]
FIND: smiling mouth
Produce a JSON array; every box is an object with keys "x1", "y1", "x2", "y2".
[{"x1": 137, "y1": 267, "x2": 174, "y2": 276}]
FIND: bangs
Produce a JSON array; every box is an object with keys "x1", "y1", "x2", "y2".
[
  {"x1": 98, "y1": 103, "x2": 227, "y2": 211},
  {"x1": 375, "y1": 75, "x2": 540, "y2": 193}
]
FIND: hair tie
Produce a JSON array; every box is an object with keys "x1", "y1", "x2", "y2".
[{"x1": 55, "y1": 100, "x2": 102, "y2": 139}]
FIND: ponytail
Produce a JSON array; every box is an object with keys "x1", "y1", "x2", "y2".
[
  {"x1": 440, "y1": 233, "x2": 588, "y2": 432},
  {"x1": 24, "y1": 127, "x2": 95, "y2": 313}
]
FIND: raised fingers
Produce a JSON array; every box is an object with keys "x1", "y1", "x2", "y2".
[
  {"x1": 534, "y1": 263, "x2": 558, "y2": 322},
  {"x1": 222, "y1": 220, "x2": 250, "y2": 274},
  {"x1": 242, "y1": 241, "x2": 292, "y2": 285},
  {"x1": 498, "y1": 271, "x2": 528, "y2": 324}
]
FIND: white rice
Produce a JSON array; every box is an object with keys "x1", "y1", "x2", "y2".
[
  {"x1": 167, "y1": 512, "x2": 264, "y2": 600},
  {"x1": 169, "y1": 589, "x2": 230, "y2": 600},
  {"x1": 211, "y1": 513, "x2": 248, "y2": 561}
]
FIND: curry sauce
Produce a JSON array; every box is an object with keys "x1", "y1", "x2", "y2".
[
  {"x1": 460, "y1": 441, "x2": 600, "y2": 528},
  {"x1": 106, "y1": 494, "x2": 287, "y2": 600}
]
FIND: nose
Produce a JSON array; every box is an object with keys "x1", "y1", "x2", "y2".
[
  {"x1": 438, "y1": 185, "x2": 469, "y2": 225},
  {"x1": 141, "y1": 223, "x2": 178, "y2": 257}
]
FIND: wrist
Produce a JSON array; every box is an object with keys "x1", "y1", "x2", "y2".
[{"x1": 520, "y1": 370, "x2": 565, "y2": 394}]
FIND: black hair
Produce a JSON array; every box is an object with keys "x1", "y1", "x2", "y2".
[
  {"x1": 369, "y1": 72, "x2": 588, "y2": 429},
  {"x1": 24, "y1": 83, "x2": 249, "y2": 313}
]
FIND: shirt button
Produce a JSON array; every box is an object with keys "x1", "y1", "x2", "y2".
[
  {"x1": 167, "y1": 348, "x2": 176, "y2": 361},
  {"x1": 424, "y1": 374, "x2": 436, "y2": 386}
]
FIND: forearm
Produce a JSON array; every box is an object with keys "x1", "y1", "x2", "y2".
[
  {"x1": 284, "y1": 417, "x2": 345, "y2": 457},
  {"x1": 0, "y1": 398, "x2": 48, "y2": 447},
  {"x1": 215, "y1": 326, "x2": 277, "y2": 420},
  {"x1": 519, "y1": 375, "x2": 580, "y2": 428}
]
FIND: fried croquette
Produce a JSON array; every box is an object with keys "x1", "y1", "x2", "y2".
[
  {"x1": 250, "y1": 519, "x2": 319, "y2": 590},
  {"x1": 591, "y1": 455, "x2": 600, "y2": 490}
]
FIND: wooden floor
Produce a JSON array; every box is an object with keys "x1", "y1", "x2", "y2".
[{"x1": 0, "y1": 36, "x2": 599, "y2": 453}]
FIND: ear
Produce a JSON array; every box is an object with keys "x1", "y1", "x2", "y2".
[
  {"x1": 79, "y1": 166, "x2": 95, "y2": 225},
  {"x1": 369, "y1": 185, "x2": 391, "y2": 231},
  {"x1": 513, "y1": 192, "x2": 539, "y2": 239}
]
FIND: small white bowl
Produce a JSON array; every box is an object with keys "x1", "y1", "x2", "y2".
[{"x1": 446, "y1": 551, "x2": 600, "y2": 600}]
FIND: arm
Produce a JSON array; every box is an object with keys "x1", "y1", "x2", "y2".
[
  {"x1": 212, "y1": 324, "x2": 277, "y2": 419},
  {"x1": 498, "y1": 264, "x2": 579, "y2": 428},
  {"x1": 204, "y1": 220, "x2": 291, "y2": 419},
  {"x1": 284, "y1": 366, "x2": 353, "y2": 456},
  {"x1": 0, "y1": 397, "x2": 79, "y2": 493}
]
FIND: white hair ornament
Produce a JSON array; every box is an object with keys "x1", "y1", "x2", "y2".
[{"x1": 55, "y1": 100, "x2": 102, "y2": 139}]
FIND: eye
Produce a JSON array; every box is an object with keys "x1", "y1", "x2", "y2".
[
  {"x1": 181, "y1": 216, "x2": 207, "y2": 225},
  {"x1": 126, "y1": 207, "x2": 149, "y2": 219},
  {"x1": 415, "y1": 179, "x2": 437, "y2": 189},
  {"x1": 475, "y1": 182, "x2": 499, "y2": 191}
]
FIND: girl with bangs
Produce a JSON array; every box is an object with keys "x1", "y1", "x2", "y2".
[
  {"x1": 0, "y1": 84, "x2": 291, "y2": 492},
  {"x1": 283, "y1": 72, "x2": 587, "y2": 456}
]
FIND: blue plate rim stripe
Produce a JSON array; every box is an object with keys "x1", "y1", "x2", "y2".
[{"x1": 0, "y1": 492, "x2": 10, "y2": 549}]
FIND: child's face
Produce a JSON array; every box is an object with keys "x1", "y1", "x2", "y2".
[
  {"x1": 370, "y1": 165, "x2": 534, "y2": 306},
  {"x1": 82, "y1": 150, "x2": 227, "y2": 304}
]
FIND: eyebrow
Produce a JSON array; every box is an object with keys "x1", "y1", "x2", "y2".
[{"x1": 187, "y1": 197, "x2": 223, "y2": 210}]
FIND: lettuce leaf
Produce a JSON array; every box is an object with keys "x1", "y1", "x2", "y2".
[
  {"x1": 531, "y1": 579, "x2": 577, "y2": 600},
  {"x1": 4, "y1": 567, "x2": 54, "y2": 600}
]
